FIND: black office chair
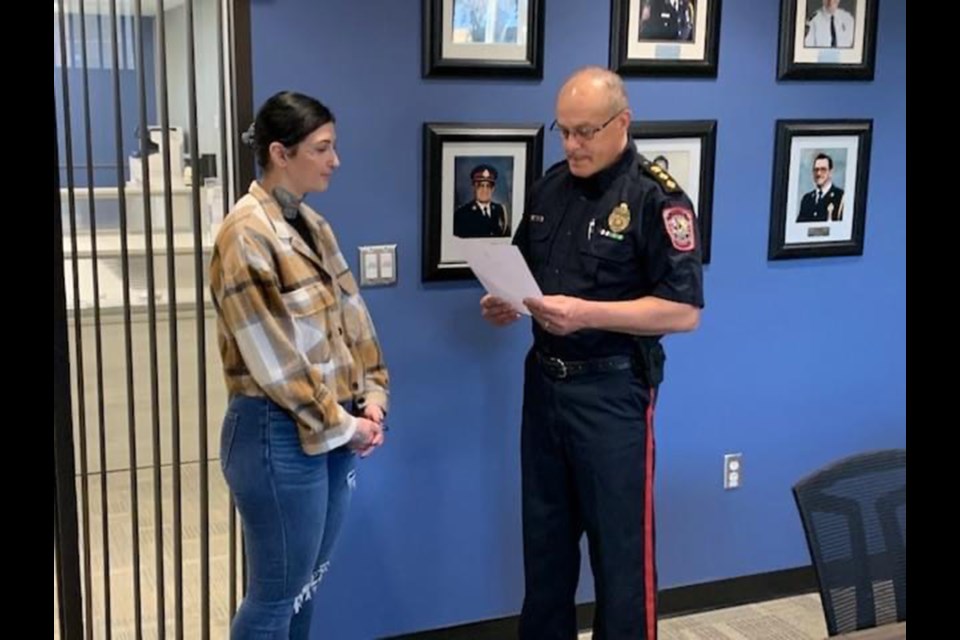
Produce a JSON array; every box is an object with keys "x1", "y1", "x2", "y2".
[{"x1": 792, "y1": 448, "x2": 906, "y2": 636}]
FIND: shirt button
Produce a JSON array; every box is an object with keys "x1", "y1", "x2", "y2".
[
  {"x1": 351, "y1": 382, "x2": 359, "y2": 390},
  {"x1": 337, "y1": 327, "x2": 343, "y2": 335}
]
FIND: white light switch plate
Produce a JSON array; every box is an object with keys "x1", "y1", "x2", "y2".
[{"x1": 358, "y1": 245, "x2": 397, "y2": 287}]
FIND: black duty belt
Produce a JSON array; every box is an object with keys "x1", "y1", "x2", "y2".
[{"x1": 535, "y1": 351, "x2": 634, "y2": 380}]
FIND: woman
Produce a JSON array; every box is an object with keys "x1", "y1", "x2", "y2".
[{"x1": 210, "y1": 91, "x2": 389, "y2": 638}]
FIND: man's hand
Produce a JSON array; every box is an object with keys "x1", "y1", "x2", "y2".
[
  {"x1": 524, "y1": 295, "x2": 589, "y2": 336},
  {"x1": 480, "y1": 294, "x2": 521, "y2": 327}
]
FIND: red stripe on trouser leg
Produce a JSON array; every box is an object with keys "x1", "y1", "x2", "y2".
[{"x1": 644, "y1": 387, "x2": 657, "y2": 640}]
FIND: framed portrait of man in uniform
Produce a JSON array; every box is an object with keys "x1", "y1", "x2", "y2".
[
  {"x1": 629, "y1": 120, "x2": 716, "y2": 263},
  {"x1": 777, "y1": 0, "x2": 878, "y2": 79},
  {"x1": 610, "y1": 0, "x2": 721, "y2": 76},
  {"x1": 422, "y1": 0, "x2": 544, "y2": 77},
  {"x1": 768, "y1": 120, "x2": 872, "y2": 260},
  {"x1": 422, "y1": 122, "x2": 543, "y2": 281}
]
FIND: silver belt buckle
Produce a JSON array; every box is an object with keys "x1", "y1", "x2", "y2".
[{"x1": 547, "y1": 356, "x2": 568, "y2": 379}]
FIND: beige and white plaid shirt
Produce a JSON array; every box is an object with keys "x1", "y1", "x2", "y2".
[{"x1": 210, "y1": 181, "x2": 389, "y2": 455}]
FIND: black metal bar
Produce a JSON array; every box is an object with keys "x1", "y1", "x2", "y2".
[
  {"x1": 241, "y1": 531, "x2": 248, "y2": 597},
  {"x1": 133, "y1": 1, "x2": 166, "y2": 636},
  {"x1": 216, "y1": 0, "x2": 230, "y2": 222},
  {"x1": 78, "y1": 1, "x2": 114, "y2": 635},
  {"x1": 237, "y1": 0, "x2": 252, "y2": 605},
  {"x1": 224, "y1": 0, "x2": 256, "y2": 613},
  {"x1": 229, "y1": 497, "x2": 237, "y2": 619},
  {"x1": 59, "y1": 3, "x2": 95, "y2": 637},
  {"x1": 203, "y1": 1, "x2": 233, "y2": 630},
  {"x1": 154, "y1": 1, "x2": 185, "y2": 636},
  {"x1": 227, "y1": 0, "x2": 240, "y2": 614},
  {"x1": 231, "y1": 0, "x2": 255, "y2": 194},
  {"x1": 228, "y1": 2, "x2": 238, "y2": 617},
  {"x1": 109, "y1": 0, "x2": 144, "y2": 636},
  {"x1": 54, "y1": 67, "x2": 85, "y2": 640},
  {"x1": 97, "y1": 9, "x2": 105, "y2": 72},
  {"x1": 55, "y1": 488, "x2": 64, "y2": 638},
  {"x1": 183, "y1": 0, "x2": 211, "y2": 635}
]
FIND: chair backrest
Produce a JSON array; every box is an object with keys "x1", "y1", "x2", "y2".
[{"x1": 792, "y1": 448, "x2": 906, "y2": 636}]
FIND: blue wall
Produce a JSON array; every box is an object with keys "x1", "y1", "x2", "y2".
[{"x1": 249, "y1": 0, "x2": 906, "y2": 637}]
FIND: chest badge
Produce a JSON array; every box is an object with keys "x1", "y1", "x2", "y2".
[{"x1": 608, "y1": 202, "x2": 631, "y2": 233}]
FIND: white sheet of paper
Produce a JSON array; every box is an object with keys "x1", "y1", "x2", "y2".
[{"x1": 462, "y1": 243, "x2": 542, "y2": 315}]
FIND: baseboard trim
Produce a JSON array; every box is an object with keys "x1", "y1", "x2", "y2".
[{"x1": 387, "y1": 565, "x2": 817, "y2": 639}]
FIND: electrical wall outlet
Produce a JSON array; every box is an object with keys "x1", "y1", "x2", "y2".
[{"x1": 724, "y1": 453, "x2": 742, "y2": 490}]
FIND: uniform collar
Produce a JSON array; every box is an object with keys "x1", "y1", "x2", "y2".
[{"x1": 570, "y1": 143, "x2": 636, "y2": 196}]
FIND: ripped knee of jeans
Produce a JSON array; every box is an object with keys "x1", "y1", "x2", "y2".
[{"x1": 292, "y1": 560, "x2": 331, "y2": 614}]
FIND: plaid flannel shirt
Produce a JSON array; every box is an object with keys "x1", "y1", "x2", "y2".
[{"x1": 210, "y1": 181, "x2": 389, "y2": 454}]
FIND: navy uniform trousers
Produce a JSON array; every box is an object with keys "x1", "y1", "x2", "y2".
[{"x1": 519, "y1": 349, "x2": 659, "y2": 640}]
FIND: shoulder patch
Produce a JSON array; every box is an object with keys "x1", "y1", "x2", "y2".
[
  {"x1": 662, "y1": 206, "x2": 696, "y2": 252},
  {"x1": 641, "y1": 158, "x2": 683, "y2": 193}
]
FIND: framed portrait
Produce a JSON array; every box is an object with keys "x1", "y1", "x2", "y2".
[
  {"x1": 768, "y1": 120, "x2": 872, "y2": 260},
  {"x1": 422, "y1": 0, "x2": 544, "y2": 78},
  {"x1": 630, "y1": 120, "x2": 716, "y2": 263},
  {"x1": 610, "y1": 0, "x2": 722, "y2": 77},
  {"x1": 777, "y1": 0, "x2": 878, "y2": 80},
  {"x1": 422, "y1": 123, "x2": 544, "y2": 281}
]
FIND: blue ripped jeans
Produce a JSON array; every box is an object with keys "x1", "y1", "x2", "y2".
[{"x1": 220, "y1": 395, "x2": 356, "y2": 639}]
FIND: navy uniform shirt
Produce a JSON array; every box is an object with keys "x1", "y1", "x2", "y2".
[{"x1": 513, "y1": 144, "x2": 704, "y2": 360}]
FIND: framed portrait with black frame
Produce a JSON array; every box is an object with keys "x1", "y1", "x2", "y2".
[
  {"x1": 422, "y1": 123, "x2": 544, "y2": 281},
  {"x1": 610, "y1": 0, "x2": 722, "y2": 77},
  {"x1": 768, "y1": 119, "x2": 872, "y2": 260},
  {"x1": 777, "y1": 0, "x2": 879, "y2": 80},
  {"x1": 629, "y1": 120, "x2": 717, "y2": 263},
  {"x1": 422, "y1": 0, "x2": 544, "y2": 78}
]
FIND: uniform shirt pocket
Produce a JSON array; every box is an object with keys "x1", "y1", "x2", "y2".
[
  {"x1": 527, "y1": 218, "x2": 554, "y2": 267},
  {"x1": 579, "y1": 234, "x2": 637, "y2": 288}
]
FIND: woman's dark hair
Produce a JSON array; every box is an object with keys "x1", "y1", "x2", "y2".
[{"x1": 242, "y1": 91, "x2": 335, "y2": 169}]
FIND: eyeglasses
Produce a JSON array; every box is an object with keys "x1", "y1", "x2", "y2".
[{"x1": 550, "y1": 110, "x2": 624, "y2": 142}]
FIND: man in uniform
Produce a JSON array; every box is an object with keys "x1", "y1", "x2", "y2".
[
  {"x1": 797, "y1": 153, "x2": 845, "y2": 223},
  {"x1": 639, "y1": 0, "x2": 695, "y2": 42},
  {"x1": 480, "y1": 66, "x2": 704, "y2": 639},
  {"x1": 804, "y1": 0, "x2": 856, "y2": 49},
  {"x1": 454, "y1": 164, "x2": 510, "y2": 238}
]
